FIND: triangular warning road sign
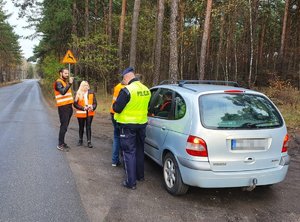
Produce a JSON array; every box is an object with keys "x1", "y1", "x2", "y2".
[{"x1": 62, "y1": 50, "x2": 77, "y2": 64}]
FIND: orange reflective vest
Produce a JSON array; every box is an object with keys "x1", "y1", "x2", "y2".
[
  {"x1": 54, "y1": 78, "x2": 74, "y2": 106},
  {"x1": 110, "y1": 83, "x2": 125, "y2": 114},
  {"x1": 75, "y1": 93, "x2": 95, "y2": 118}
]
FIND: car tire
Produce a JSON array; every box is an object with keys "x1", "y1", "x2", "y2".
[{"x1": 163, "y1": 152, "x2": 189, "y2": 195}]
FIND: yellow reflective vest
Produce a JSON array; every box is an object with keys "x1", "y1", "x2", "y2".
[
  {"x1": 53, "y1": 78, "x2": 74, "y2": 106},
  {"x1": 114, "y1": 81, "x2": 150, "y2": 124}
]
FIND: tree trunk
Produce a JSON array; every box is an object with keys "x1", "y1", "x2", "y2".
[
  {"x1": 169, "y1": 0, "x2": 179, "y2": 83},
  {"x1": 225, "y1": 33, "x2": 229, "y2": 82},
  {"x1": 72, "y1": 1, "x2": 78, "y2": 36},
  {"x1": 85, "y1": 0, "x2": 89, "y2": 80},
  {"x1": 258, "y1": 22, "x2": 266, "y2": 69},
  {"x1": 129, "y1": 0, "x2": 141, "y2": 68},
  {"x1": 199, "y1": 0, "x2": 212, "y2": 80},
  {"x1": 85, "y1": 0, "x2": 89, "y2": 38},
  {"x1": 216, "y1": 12, "x2": 225, "y2": 80},
  {"x1": 233, "y1": 3, "x2": 238, "y2": 82},
  {"x1": 101, "y1": 1, "x2": 107, "y2": 35},
  {"x1": 72, "y1": 1, "x2": 78, "y2": 79},
  {"x1": 118, "y1": 0, "x2": 127, "y2": 71},
  {"x1": 94, "y1": 0, "x2": 98, "y2": 32},
  {"x1": 108, "y1": 0, "x2": 112, "y2": 44},
  {"x1": 279, "y1": 0, "x2": 289, "y2": 60},
  {"x1": 153, "y1": 0, "x2": 165, "y2": 85},
  {"x1": 248, "y1": 0, "x2": 254, "y2": 87},
  {"x1": 178, "y1": 0, "x2": 185, "y2": 80},
  {"x1": 234, "y1": 36, "x2": 238, "y2": 82}
]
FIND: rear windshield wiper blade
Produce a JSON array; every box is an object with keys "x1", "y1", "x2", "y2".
[
  {"x1": 240, "y1": 121, "x2": 275, "y2": 128},
  {"x1": 240, "y1": 122, "x2": 260, "y2": 128}
]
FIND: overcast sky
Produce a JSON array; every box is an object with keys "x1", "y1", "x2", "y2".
[{"x1": 3, "y1": 1, "x2": 40, "y2": 59}]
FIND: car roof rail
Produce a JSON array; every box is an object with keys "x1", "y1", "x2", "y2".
[
  {"x1": 178, "y1": 80, "x2": 240, "y2": 87},
  {"x1": 159, "y1": 80, "x2": 239, "y2": 87}
]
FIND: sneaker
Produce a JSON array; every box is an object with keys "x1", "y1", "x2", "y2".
[
  {"x1": 122, "y1": 181, "x2": 136, "y2": 190},
  {"x1": 87, "y1": 142, "x2": 93, "y2": 148},
  {"x1": 112, "y1": 161, "x2": 121, "y2": 167},
  {"x1": 111, "y1": 162, "x2": 121, "y2": 167},
  {"x1": 77, "y1": 140, "x2": 83, "y2": 146},
  {"x1": 57, "y1": 145, "x2": 69, "y2": 152}
]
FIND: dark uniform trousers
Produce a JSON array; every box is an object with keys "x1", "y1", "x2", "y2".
[
  {"x1": 120, "y1": 126, "x2": 146, "y2": 187},
  {"x1": 58, "y1": 104, "x2": 73, "y2": 145}
]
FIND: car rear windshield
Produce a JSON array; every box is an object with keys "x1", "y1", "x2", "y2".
[{"x1": 199, "y1": 93, "x2": 283, "y2": 129}]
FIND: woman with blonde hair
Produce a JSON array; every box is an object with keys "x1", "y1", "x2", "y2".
[{"x1": 74, "y1": 81, "x2": 97, "y2": 148}]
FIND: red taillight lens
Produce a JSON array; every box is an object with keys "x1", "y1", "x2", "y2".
[
  {"x1": 281, "y1": 134, "x2": 289, "y2": 153},
  {"x1": 186, "y1": 135, "x2": 208, "y2": 157}
]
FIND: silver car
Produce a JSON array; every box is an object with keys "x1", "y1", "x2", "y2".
[{"x1": 145, "y1": 80, "x2": 290, "y2": 195}]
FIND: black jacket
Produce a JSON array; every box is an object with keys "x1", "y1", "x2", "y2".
[{"x1": 55, "y1": 78, "x2": 72, "y2": 95}]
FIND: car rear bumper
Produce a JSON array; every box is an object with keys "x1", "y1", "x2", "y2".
[{"x1": 177, "y1": 156, "x2": 290, "y2": 188}]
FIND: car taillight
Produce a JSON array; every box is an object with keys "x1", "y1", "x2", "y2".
[
  {"x1": 281, "y1": 134, "x2": 289, "y2": 153},
  {"x1": 186, "y1": 135, "x2": 208, "y2": 157}
]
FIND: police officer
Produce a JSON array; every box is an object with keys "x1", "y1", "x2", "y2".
[
  {"x1": 113, "y1": 67, "x2": 151, "y2": 190},
  {"x1": 54, "y1": 68, "x2": 74, "y2": 152}
]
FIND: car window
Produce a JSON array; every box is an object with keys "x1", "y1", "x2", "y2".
[
  {"x1": 148, "y1": 89, "x2": 186, "y2": 120},
  {"x1": 199, "y1": 93, "x2": 283, "y2": 129},
  {"x1": 174, "y1": 93, "x2": 186, "y2": 120},
  {"x1": 148, "y1": 88, "x2": 160, "y2": 114},
  {"x1": 148, "y1": 88, "x2": 174, "y2": 119},
  {"x1": 148, "y1": 88, "x2": 173, "y2": 119}
]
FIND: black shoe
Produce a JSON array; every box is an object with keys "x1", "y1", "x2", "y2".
[
  {"x1": 77, "y1": 140, "x2": 83, "y2": 146},
  {"x1": 87, "y1": 142, "x2": 93, "y2": 148},
  {"x1": 137, "y1": 177, "x2": 145, "y2": 182},
  {"x1": 122, "y1": 181, "x2": 136, "y2": 190},
  {"x1": 63, "y1": 144, "x2": 70, "y2": 149}
]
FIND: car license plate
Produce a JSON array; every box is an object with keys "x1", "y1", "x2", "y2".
[{"x1": 231, "y1": 139, "x2": 268, "y2": 151}]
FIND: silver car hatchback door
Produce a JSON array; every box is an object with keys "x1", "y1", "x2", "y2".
[
  {"x1": 199, "y1": 92, "x2": 287, "y2": 172},
  {"x1": 202, "y1": 128, "x2": 287, "y2": 172}
]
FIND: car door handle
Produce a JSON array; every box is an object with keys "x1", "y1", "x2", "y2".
[{"x1": 161, "y1": 126, "x2": 166, "y2": 131}]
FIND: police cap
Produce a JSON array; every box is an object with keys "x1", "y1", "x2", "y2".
[{"x1": 121, "y1": 67, "x2": 134, "y2": 76}]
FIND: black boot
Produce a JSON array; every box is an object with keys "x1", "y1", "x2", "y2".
[
  {"x1": 87, "y1": 141, "x2": 93, "y2": 148},
  {"x1": 77, "y1": 139, "x2": 83, "y2": 146}
]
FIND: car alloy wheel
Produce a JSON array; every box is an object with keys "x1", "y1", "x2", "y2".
[{"x1": 163, "y1": 152, "x2": 189, "y2": 195}]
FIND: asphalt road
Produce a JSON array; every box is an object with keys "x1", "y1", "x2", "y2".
[{"x1": 0, "y1": 80, "x2": 88, "y2": 222}]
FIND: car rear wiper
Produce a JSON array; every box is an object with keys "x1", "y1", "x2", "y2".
[
  {"x1": 240, "y1": 121, "x2": 276, "y2": 128},
  {"x1": 241, "y1": 122, "x2": 260, "y2": 128}
]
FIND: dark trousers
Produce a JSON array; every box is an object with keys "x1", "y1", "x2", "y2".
[
  {"x1": 120, "y1": 126, "x2": 146, "y2": 187},
  {"x1": 77, "y1": 116, "x2": 93, "y2": 142},
  {"x1": 58, "y1": 104, "x2": 73, "y2": 145}
]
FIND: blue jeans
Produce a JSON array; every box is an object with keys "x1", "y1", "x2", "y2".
[{"x1": 111, "y1": 114, "x2": 121, "y2": 164}]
